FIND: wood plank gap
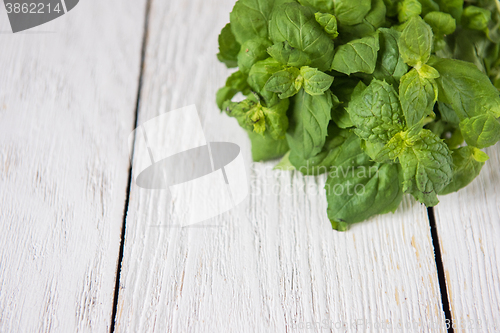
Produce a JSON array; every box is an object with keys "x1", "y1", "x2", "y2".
[
  {"x1": 428, "y1": 207, "x2": 454, "y2": 333},
  {"x1": 109, "y1": 0, "x2": 153, "y2": 331}
]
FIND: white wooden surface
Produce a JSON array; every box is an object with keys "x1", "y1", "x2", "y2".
[
  {"x1": 434, "y1": 143, "x2": 500, "y2": 332},
  {"x1": 115, "y1": 0, "x2": 447, "y2": 331},
  {"x1": 0, "y1": 1, "x2": 146, "y2": 332},
  {"x1": 3, "y1": 0, "x2": 500, "y2": 331}
]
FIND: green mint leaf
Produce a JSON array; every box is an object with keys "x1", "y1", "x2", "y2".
[
  {"x1": 383, "y1": 0, "x2": 399, "y2": 17},
  {"x1": 229, "y1": 0, "x2": 271, "y2": 44},
  {"x1": 437, "y1": 102, "x2": 459, "y2": 126},
  {"x1": 330, "y1": 78, "x2": 365, "y2": 129},
  {"x1": 339, "y1": 0, "x2": 387, "y2": 40},
  {"x1": 394, "y1": 129, "x2": 453, "y2": 206},
  {"x1": 399, "y1": 16, "x2": 433, "y2": 66},
  {"x1": 439, "y1": 146, "x2": 488, "y2": 195},
  {"x1": 448, "y1": 28, "x2": 495, "y2": 74},
  {"x1": 248, "y1": 131, "x2": 290, "y2": 161},
  {"x1": 430, "y1": 58, "x2": 500, "y2": 140},
  {"x1": 216, "y1": 87, "x2": 238, "y2": 111},
  {"x1": 226, "y1": 70, "x2": 251, "y2": 92},
  {"x1": 314, "y1": 12, "x2": 339, "y2": 39},
  {"x1": 248, "y1": 106, "x2": 266, "y2": 135},
  {"x1": 289, "y1": 125, "x2": 350, "y2": 175},
  {"x1": 216, "y1": 0, "x2": 500, "y2": 228},
  {"x1": 360, "y1": 139, "x2": 389, "y2": 162},
  {"x1": 331, "y1": 33, "x2": 380, "y2": 75},
  {"x1": 347, "y1": 79, "x2": 405, "y2": 143},
  {"x1": 484, "y1": 0, "x2": 500, "y2": 43},
  {"x1": 399, "y1": 68, "x2": 437, "y2": 126},
  {"x1": 248, "y1": 58, "x2": 283, "y2": 107},
  {"x1": 264, "y1": 67, "x2": 302, "y2": 99},
  {"x1": 397, "y1": 0, "x2": 422, "y2": 23},
  {"x1": 462, "y1": 5, "x2": 491, "y2": 31},
  {"x1": 290, "y1": 149, "x2": 330, "y2": 174},
  {"x1": 300, "y1": 66, "x2": 334, "y2": 95},
  {"x1": 229, "y1": 0, "x2": 294, "y2": 44},
  {"x1": 434, "y1": 0, "x2": 463, "y2": 21},
  {"x1": 459, "y1": 114, "x2": 500, "y2": 149},
  {"x1": 415, "y1": 63, "x2": 440, "y2": 79},
  {"x1": 269, "y1": 2, "x2": 335, "y2": 71},
  {"x1": 330, "y1": 92, "x2": 354, "y2": 129},
  {"x1": 286, "y1": 90, "x2": 333, "y2": 159},
  {"x1": 375, "y1": 131, "x2": 408, "y2": 162},
  {"x1": 237, "y1": 38, "x2": 273, "y2": 74},
  {"x1": 267, "y1": 41, "x2": 312, "y2": 67},
  {"x1": 372, "y1": 28, "x2": 409, "y2": 84},
  {"x1": 333, "y1": 0, "x2": 372, "y2": 25},
  {"x1": 444, "y1": 128, "x2": 464, "y2": 150},
  {"x1": 223, "y1": 97, "x2": 259, "y2": 131},
  {"x1": 223, "y1": 94, "x2": 289, "y2": 139},
  {"x1": 262, "y1": 98, "x2": 290, "y2": 140},
  {"x1": 431, "y1": 58, "x2": 499, "y2": 118},
  {"x1": 274, "y1": 151, "x2": 295, "y2": 170},
  {"x1": 472, "y1": 148, "x2": 490, "y2": 163},
  {"x1": 217, "y1": 23, "x2": 241, "y2": 68},
  {"x1": 427, "y1": 121, "x2": 465, "y2": 152},
  {"x1": 423, "y1": 11, "x2": 456, "y2": 37},
  {"x1": 325, "y1": 133, "x2": 403, "y2": 227},
  {"x1": 298, "y1": 0, "x2": 335, "y2": 13},
  {"x1": 417, "y1": 0, "x2": 439, "y2": 16},
  {"x1": 217, "y1": 70, "x2": 251, "y2": 111}
]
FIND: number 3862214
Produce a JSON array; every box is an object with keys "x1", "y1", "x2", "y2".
[{"x1": 5, "y1": 2, "x2": 63, "y2": 14}]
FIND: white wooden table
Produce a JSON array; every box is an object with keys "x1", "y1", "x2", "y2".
[{"x1": 1, "y1": 1, "x2": 499, "y2": 332}]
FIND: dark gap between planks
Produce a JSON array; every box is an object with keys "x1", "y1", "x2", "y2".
[
  {"x1": 110, "y1": 0, "x2": 152, "y2": 332},
  {"x1": 428, "y1": 207, "x2": 454, "y2": 333}
]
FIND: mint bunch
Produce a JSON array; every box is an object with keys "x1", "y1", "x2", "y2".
[{"x1": 216, "y1": 0, "x2": 500, "y2": 230}]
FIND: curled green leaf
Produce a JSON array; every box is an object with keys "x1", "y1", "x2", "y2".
[
  {"x1": 462, "y1": 5, "x2": 491, "y2": 31},
  {"x1": 315, "y1": 12, "x2": 339, "y2": 39}
]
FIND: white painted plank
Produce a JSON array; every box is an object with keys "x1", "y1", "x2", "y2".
[
  {"x1": 0, "y1": 1, "x2": 146, "y2": 332},
  {"x1": 434, "y1": 143, "x2": 500, "y2": 332},
  {"x1": 116, "y1": 0, "x2": 446, "y2": 331}
]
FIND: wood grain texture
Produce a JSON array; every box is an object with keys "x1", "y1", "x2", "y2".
[
  {"x1": 0, "y1": 1, "x2": 146, "y2": 331},
  {"x1": 116, "y1": 0, "x2": 446, "y2": 331},
  {"x1": 434, "y1": 143, "x2": 500, "y2": 332}
]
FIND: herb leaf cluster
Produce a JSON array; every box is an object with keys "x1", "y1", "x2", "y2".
[{"x1": 216, "y1": 0, "x2": 500, "y2": 230}]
